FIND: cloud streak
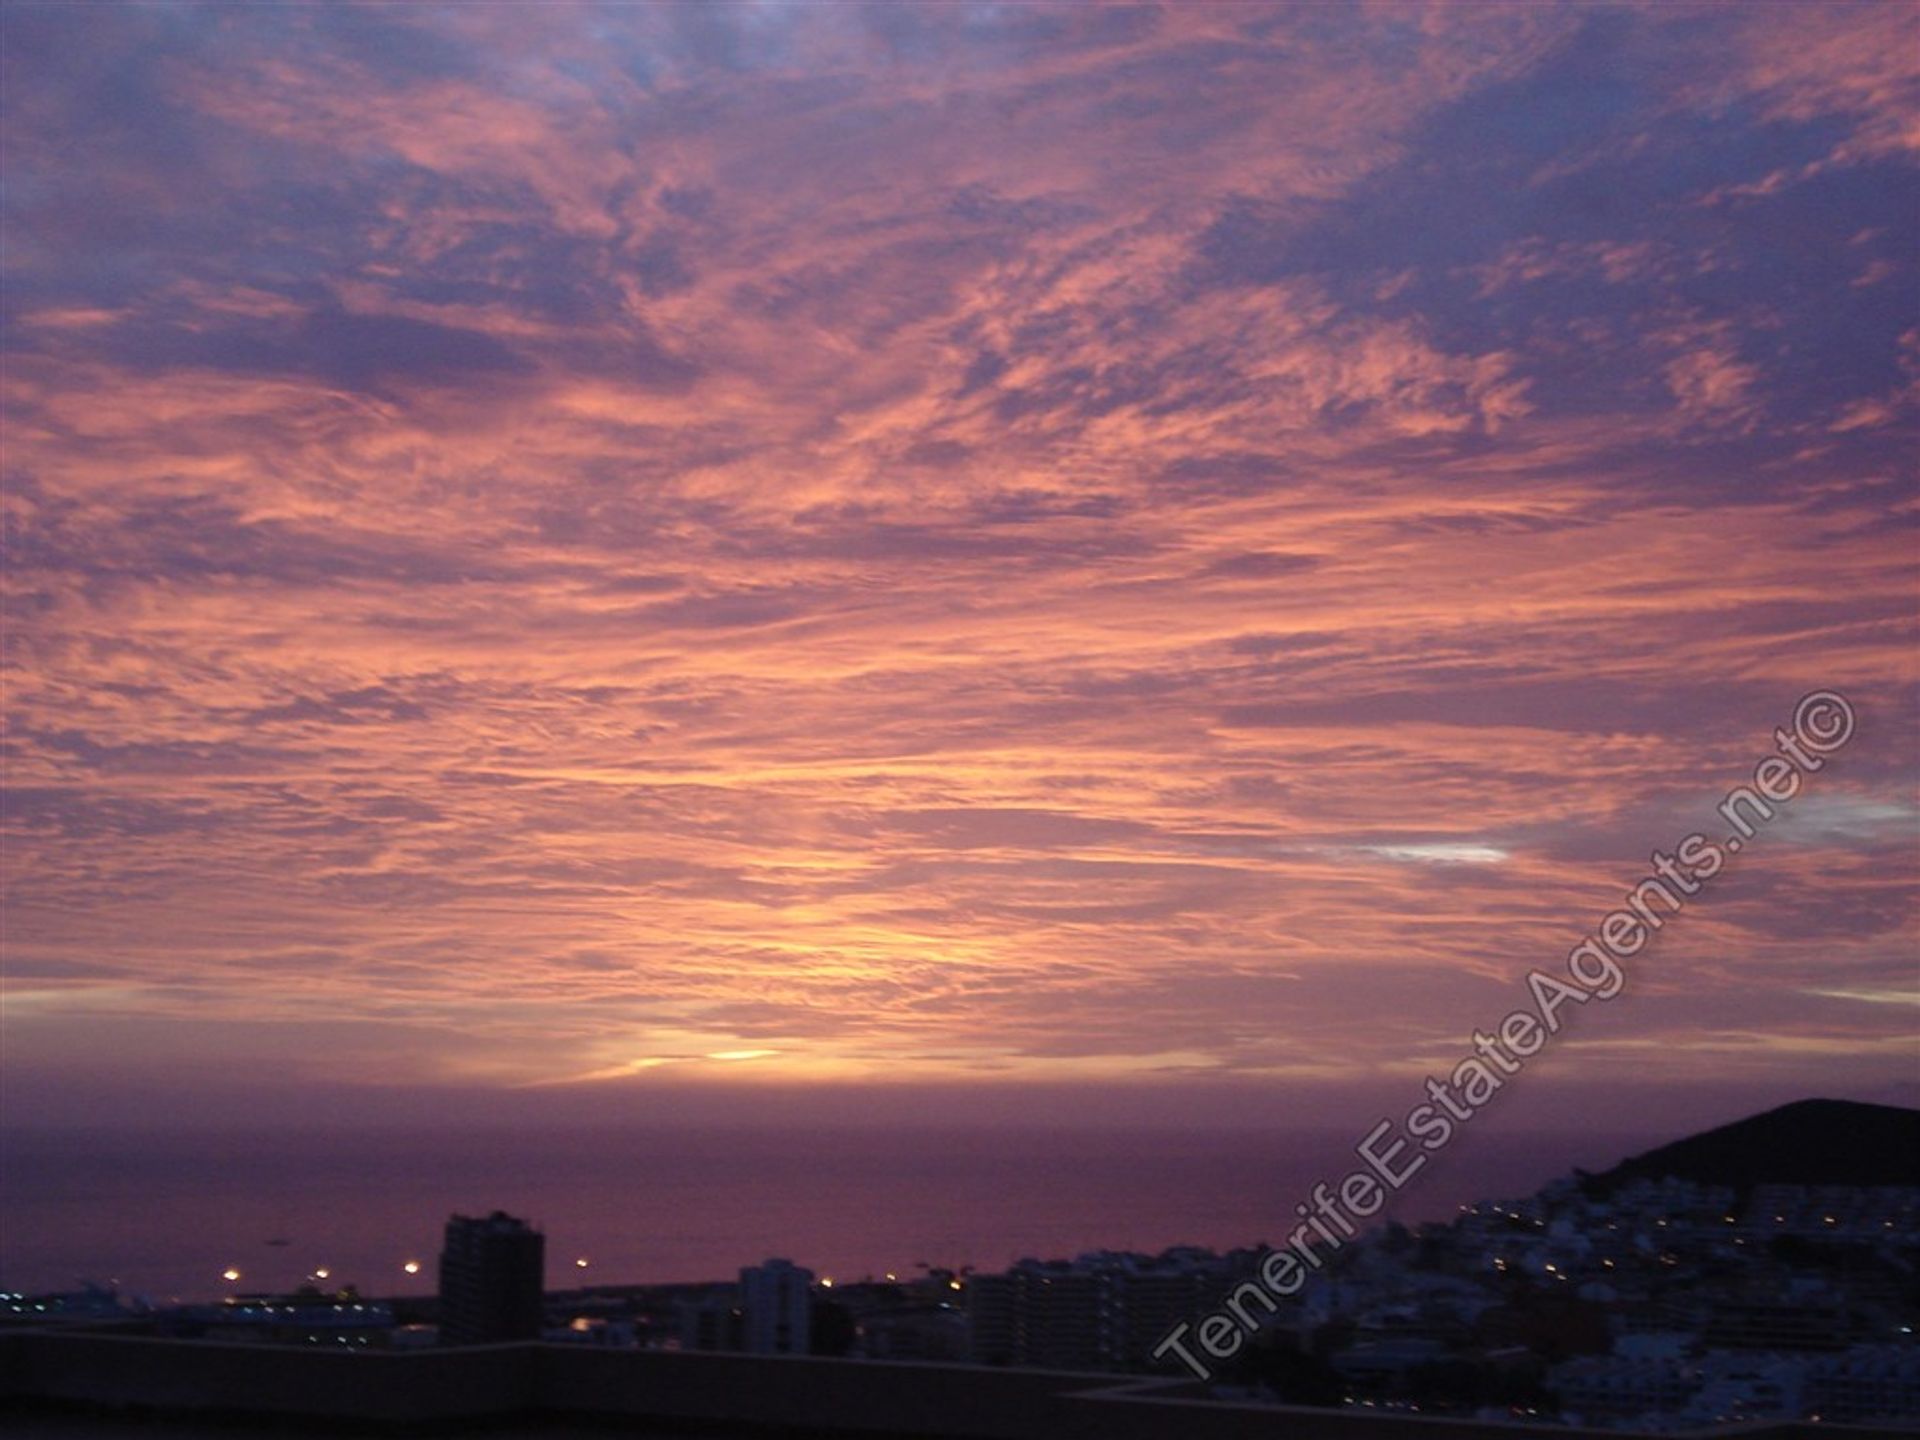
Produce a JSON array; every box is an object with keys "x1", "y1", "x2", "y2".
[{"x1": 2, "y1": 2, "x2": 1914, "y2": 1122}]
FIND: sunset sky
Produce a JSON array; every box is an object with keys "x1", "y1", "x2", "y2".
[{"x1": 3, "y1": 2, "x2": 1915, "y2": 1134}]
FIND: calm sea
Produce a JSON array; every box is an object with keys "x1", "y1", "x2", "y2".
[{"x1": 0, "y1": 1124, "x2": 1650, "y2": 1302}]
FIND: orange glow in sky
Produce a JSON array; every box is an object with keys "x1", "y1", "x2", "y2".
[{"x1": 2, "y1": 3, "x2": 1915, "y2": 1131}]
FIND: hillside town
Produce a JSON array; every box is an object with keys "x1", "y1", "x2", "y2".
[{"x1": 10, "y1": 1166, "x2": 1916, "y2": 1431}]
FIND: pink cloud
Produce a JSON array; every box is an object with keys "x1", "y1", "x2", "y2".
[{"x1": 2, "y1": 2, "x2": 1914, "y2": 1124}]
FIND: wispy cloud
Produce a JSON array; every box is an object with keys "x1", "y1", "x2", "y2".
[{"x1": 2, "y1": 2, "x2": 1914, "y2": 1119}]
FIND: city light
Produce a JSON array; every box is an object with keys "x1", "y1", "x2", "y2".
[
  {"x1": 221, "y1": 1268, "x2": 241, "y2": 1283},
  {"x1": 402, "y1": 1260, "x2": 421, "y2": 1276}
]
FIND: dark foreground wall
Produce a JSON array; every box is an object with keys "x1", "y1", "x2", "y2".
[
  {"x1": 3, "y1": 1330, "x2": 1914, "y2": 1440},
  {"x1": 1, "y1": 1331, "x2": 536, "y2": 1424}
]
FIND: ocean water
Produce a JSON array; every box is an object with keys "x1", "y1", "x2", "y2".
[{"x1": 0, "y1": 1123, "x2": 1650, "y2": 1303}]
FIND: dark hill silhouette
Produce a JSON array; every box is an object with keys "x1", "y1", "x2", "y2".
[{"x1": 1581, "y1": 1098, "x2": 1919, "y2": 1196}]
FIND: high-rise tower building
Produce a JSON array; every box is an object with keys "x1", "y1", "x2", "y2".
[
  {"x1": 739, "y1": 1257, "x2": 813, "y2": 1355},
  {"x1": 437, "y1": 1210, "x2": 545, "y2": 1345}
]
